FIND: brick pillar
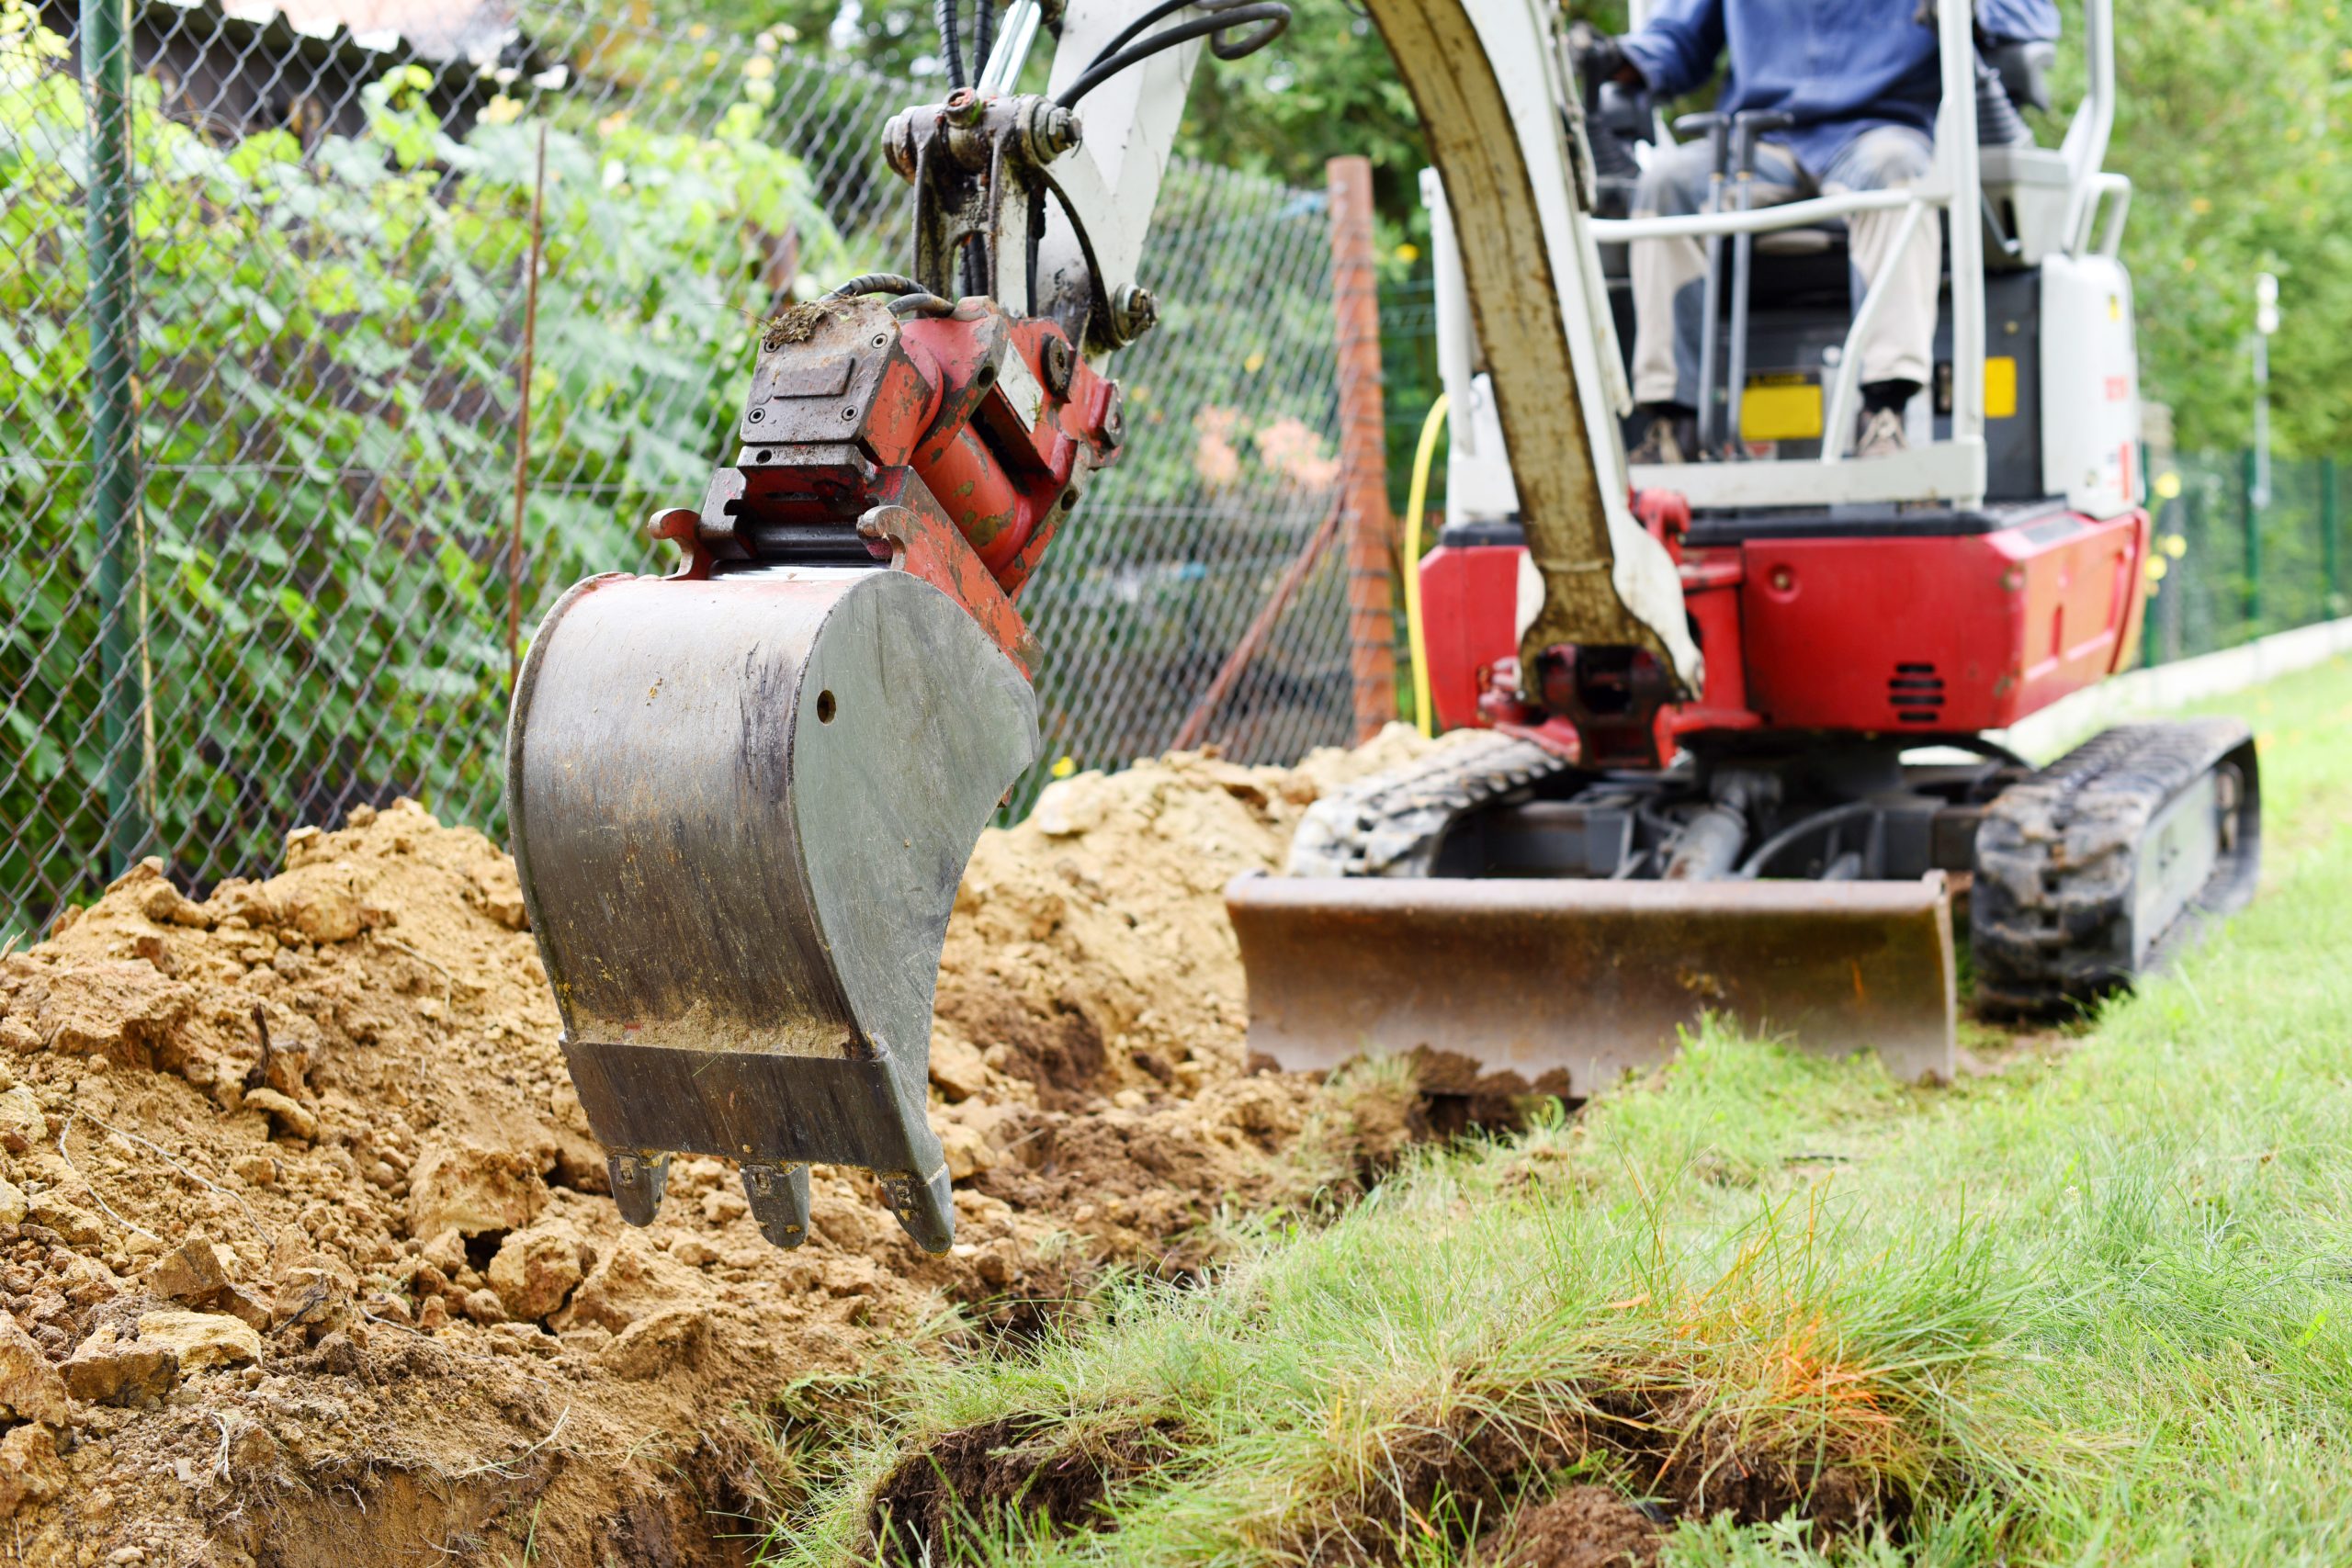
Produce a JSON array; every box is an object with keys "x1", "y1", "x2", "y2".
[{"x1": 1325, "y1": 155, "x2": 1396, "y2": 741}]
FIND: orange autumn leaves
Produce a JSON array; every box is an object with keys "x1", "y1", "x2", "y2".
[{"x1": 1192, "y1": 405, "x2": 1342, "y2": 491}]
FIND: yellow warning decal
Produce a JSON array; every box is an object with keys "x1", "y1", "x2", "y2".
[
  {"x1": 1985, "y1": 355, "x2": 2018, "y2": 419},
  {"x1": 1740, "y1": 373, "x2": 1822, "y2": 442}
]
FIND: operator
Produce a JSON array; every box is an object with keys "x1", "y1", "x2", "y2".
[{"x1": 1581, "y1": 0, "x2": 2059, "y2": 463}]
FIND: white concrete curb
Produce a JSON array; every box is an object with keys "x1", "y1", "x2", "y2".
[{"x1": 1997, "y1": 615, "x2": 2352, "y2": 762}]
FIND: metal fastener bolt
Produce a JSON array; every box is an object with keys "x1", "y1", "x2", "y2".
[
  {"x1": 1041, "y1": 333, "x2": 1074, "y2": 397},
  {"x1": 1110, "y1": 282, "x2": 1158, "y2": 344},
  {"x1": 840, "y1": 406, "x2": 859, "y2": 422},
  {"x1": 1031, "y1": 101, "x2": 1081, "y2": 160}
]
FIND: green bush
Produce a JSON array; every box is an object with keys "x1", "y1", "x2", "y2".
[{"x1": 0, "y1": 0, "x2": 855, "y2": 929}]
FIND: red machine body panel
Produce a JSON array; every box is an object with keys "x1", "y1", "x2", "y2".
[
  {"x1": 1419, "y1": 505, "x2": 2151, "y2": 741},
  {"x1": 1419, "y1": 542, "x2": 1525, "y2": 734}
]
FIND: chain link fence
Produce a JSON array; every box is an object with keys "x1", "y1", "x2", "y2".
[
  {"x1": 2142, "y1": 452, "x2": 2350, "y2": 666},
  {"x1": 1, "y1": 0, "x2": 1357, "y2": 941}
]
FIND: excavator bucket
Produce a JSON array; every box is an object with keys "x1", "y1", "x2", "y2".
[
  {"x1": 506, "y1": 567, "x2": 1037, "y2": 1253},
  {"x1": 1225, "y1": 874, "x2": 1957, "y2": 1094}
]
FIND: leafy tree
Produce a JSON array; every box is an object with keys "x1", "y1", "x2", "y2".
[{"x1": 2079, "y1": 0, "x2": 2352, "y2": 454}]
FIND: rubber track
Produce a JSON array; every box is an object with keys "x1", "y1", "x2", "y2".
[
  {"x1": 1286, "y1": 731, "x2": 1574, "y2": 878},
  {"x1": 1970, "y1": 717, "x2": 2259, "y2": 1013}
]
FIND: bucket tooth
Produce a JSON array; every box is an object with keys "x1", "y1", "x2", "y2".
[
  {"x1": 607, "y1": 1151, "x2": 670, "y2": 1228},
  {"x1": 509, "y1": 567, "x2": 1040, "y2": 1253},
  {"x1": 741, "y1": 1162, "x2": 812, "y2": 1249},
  {"x1": 878, "y1": 1166, "x2": 956, "y2": 1252}
]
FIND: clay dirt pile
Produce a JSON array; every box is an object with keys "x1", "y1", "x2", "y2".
[{"x1": 0, "y1": 728, "x2": 1442, "y2": 1566}]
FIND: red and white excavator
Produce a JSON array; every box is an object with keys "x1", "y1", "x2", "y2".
[{"x1": 504, "y1": 0, "x2": 2258, "y2": 1252}]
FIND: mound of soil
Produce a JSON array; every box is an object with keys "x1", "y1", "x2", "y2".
[{"x1": 0, "y1": 729, "x2": 1441, "y2": 1566}]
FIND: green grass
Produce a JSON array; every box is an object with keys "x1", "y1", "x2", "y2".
[{"x1": 763, "y1": 656, "x2": 2352, "y2": 1568}]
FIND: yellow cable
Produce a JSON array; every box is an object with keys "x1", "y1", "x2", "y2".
[{"x1": 1401, "y1": 392, "x2": 1449, "y2": 738}]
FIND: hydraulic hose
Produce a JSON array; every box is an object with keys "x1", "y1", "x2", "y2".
[
  {"x1": 1734, "y1": 800, "x2": 1877, "y2": 879},
  {"x1": 822, "y1": 272, "x2": 953, "y2": 316},
  {"x1": 823, "y1": 273, "x2": 928, "y2": 299},
  {"x1": 972, "y1": 0, "x2": 995, "y2": 82},
  {"x1": 937, "y1": 0, "x2": 966, "y2": 87},
  {"x1": 1402, "y1": 392, "x2": 1449, "y2": 739},
  {"x1": 1054, "y1": 1, "x2": 1290, "y2": 108}
]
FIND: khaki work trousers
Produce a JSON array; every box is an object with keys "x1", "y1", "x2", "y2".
[{"x1": 1629, "y1": 124, "x2": 1940, "y2": 410}]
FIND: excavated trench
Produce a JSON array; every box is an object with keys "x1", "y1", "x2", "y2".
[{"x1": 865, "y1": 1376, "x2": 1905, "y2": 1568}]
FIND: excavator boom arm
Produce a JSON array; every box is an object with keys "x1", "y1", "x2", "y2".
[{"x1": 506, "y1": 0, "x2": 1694, "y2": 1254}]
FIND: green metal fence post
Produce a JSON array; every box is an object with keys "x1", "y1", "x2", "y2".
[
  {"x1": 84, "y1": 0, "x2": 145, "y2": 876},
  {"x1": 2241, "y1": 447, "x2": 2261, "y2": 633},
  {"x1": 2324, "y1": 457, "x2": 2340, "y2": 616}
]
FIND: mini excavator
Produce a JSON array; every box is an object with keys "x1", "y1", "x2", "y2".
[{"x1": 507, "y1": 0, "x2": 2258, "y2": 1254}]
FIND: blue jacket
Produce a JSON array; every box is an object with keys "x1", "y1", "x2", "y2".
[{"x1": 1618, "y1": 0, "x2": 2060, "y2": 175}]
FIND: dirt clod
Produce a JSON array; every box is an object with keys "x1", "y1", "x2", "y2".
[
  {"x1": 0, "y1": 1091, "x2": 45, "y2": 1155},
  {"x1": 60, "y1": 1325, "x2": 178, "y2": 1406},
  {"x1": 486, "y1": 1224, "x2": 583, "y2": 1322},
  {"x1": 1477, "y1": 1486, "x2": 1663, "y2": 1568},
  {"x1": 29, "y1": 960, "x2": 193, "y2": 1066},
  {"x1": 601, "y1": 1304, "x2": 709, "y2": 1379},
  {"x1": 239, "y1": 1086, "x2": 317, "y2": 1142},
  {"x1": 868, "y1": 1416, "x2": 1183, "y2": 1564},
  {"x1": 0, "y1": 1314, "x2": 69, "y2": 1425},
  {"x1": 133, "y1": 1310, "x2": 260, "y2": 1371},
  {"x1": 407, "y1": 1141, "x2": 547, "y2": 1238},
  {"x1": 141, "y1": 1234, "x2": 231, "y2": 1306},
  {"x1": 0, "y1": 1424, "x2": 64, "y2": 1521}
]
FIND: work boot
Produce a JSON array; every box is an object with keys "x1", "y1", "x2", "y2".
[
  {"x1": 1854, "y1": 406, "x2": 1908, "y2": 459},
  {"x1": 1627, "y1": 412, "x2": 1691, "y2": 465}
]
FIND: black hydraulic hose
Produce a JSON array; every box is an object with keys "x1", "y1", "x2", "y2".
[
  {"x1": 1083, "y1": 0, "x2": 1216, "y2": 71},
  {"x1": 1055, "y1": 1, "x2": 1289, "y2": 108},
  {"x1": 973, "y1": 0, "x2": 996, "y2": 80},
  {"x1": 1204, "y1": 4, "x2": 1287, "y2": 61},
  {"x1": 1733, "y1": 801, "x2": 1879, "y2": 880},
  {"x1": 937, "y1": 0, "x2": 967, "y2": 88},
  {"x1": 1085, "y1": 0, "x2": 1291, "y2": 71}
]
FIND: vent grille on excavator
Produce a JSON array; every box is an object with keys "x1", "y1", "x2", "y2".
[{"x1": 1889, "y1": 662, "x2": 1946, "y2": 725}]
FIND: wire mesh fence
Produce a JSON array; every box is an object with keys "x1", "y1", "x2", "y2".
[
  {"x1": 1, "y1": 0, "x2": 1356, "y2": 940},
  {"x1": 15, "y1": 0, "x2": 2341, "y2": 946},
  {"x1": 2141, "y1": 452, "x2": 2350, "y2": 667},
  {"x1": 1010, "y1": 161, "x2": 1358, "y2": 813}
]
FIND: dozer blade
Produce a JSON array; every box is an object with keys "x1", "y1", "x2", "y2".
[
  {"x1": 1226, "y1": 874, "x2": 1956, "y2": 1093},
  {"x1": 506, "y1": 567, "x2": 1038, "y2": 1252}
]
